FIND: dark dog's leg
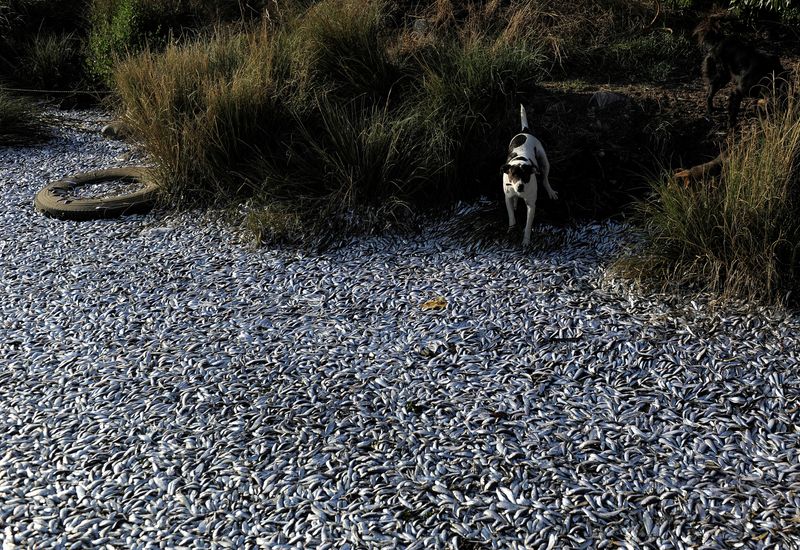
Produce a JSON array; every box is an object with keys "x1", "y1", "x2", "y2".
[
  {"x1": 728, "y1": 88, "x2": 744, "y2": 128},
  {"x1": 703, "y1": 53, "x2": 729, "y2": 116}
]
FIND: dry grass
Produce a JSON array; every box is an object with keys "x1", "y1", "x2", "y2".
[
  {"x1": 111, "y1": 0, "x2": 556, "y2": 241},
  {"x1": 114, "y1": 27, "x2": 291, "y2": 204}
]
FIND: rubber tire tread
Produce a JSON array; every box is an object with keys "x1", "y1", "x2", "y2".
[{"x1": 34, "y1": 167, "x2": 158, "y2": 221}]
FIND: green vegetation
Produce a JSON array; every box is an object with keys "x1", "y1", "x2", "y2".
[
  {"x1": 86, "y1": 0, "x2": 195, "y2": 84},
  {"x1": 111, "y1": 0, "x2": 550, "y2": 241},
  {"x1": 113, "y1": 28, "x2": 290, "y2": 204},
  {"x1": 0, "y1": 0, "x2": 276, "y2": 89},
  {"x1": 594, "y1": 32, "x2": 695, "y2": 82},
  {"x1": 0, "y1": 0, "x2": 791, "y2": 92},
  {"x1": 87, "y1": 0, "x2": 154, "y2": 85},
  {"x1": 729, "y1": 0, "x2": 799, "y2": 19},
  {"x1": 616, "y1": 92, "x2": 800, "y2": 305},
  {"x1": 0, "y1": 0, "x2": 87, "y2": 90}
]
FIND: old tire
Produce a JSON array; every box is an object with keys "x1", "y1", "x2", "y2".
[{"x1": 34, "y1": 167, "x2": 159, "y2": 221}]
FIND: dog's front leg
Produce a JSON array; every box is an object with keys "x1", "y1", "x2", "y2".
[
  {"x1": 702, "y1": 54, "x2": 728, "y2": 117},
  {"x1": 728, "y1": 88, "x2": 743, "y2": 127},
  {"x1": 505, "y1": 195, "x2": 517, "y2": 230},
  {"x1": 522, "y1": 201, "x2": 535, "y2": 246}
]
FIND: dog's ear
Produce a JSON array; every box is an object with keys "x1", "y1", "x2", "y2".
[
  {"x1": 501, "y1": 163, "x2": 511, "y2": 174},
  {"x1": 520, "y1": 164, "x2": 534, "y2": 182}
]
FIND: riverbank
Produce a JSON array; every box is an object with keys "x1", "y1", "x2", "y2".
[{"x1": 1, "y1": 112, "x2": 799, "y2": 548}]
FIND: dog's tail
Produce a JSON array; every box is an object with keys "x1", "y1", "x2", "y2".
[{"x1": 520, "y1": 104, "x2": 530, "y2": 133}]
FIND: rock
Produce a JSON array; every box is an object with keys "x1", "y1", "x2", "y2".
[{"x1": 588, "y1": 91, "x2": 629, "y2": 110}]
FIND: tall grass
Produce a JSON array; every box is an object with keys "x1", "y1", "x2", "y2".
[
  {"x1": 413, "y1": 35, "x2": 546, "y2": 200},
  {"x1": 114, "y1": 27, "x2": 290, "y2": 204},
  {"x1": 112, "y1": 0, "x2": 556, "y2": 241},
  {"x1": 246, "y1": 97, "x2": 449, "y2": 244},
  {"x1": 0, "y1": 0, "x2": 91, "y2": 90},
  {"x1": 419, "y1": 37, "x2": 545, "y2": 119},
  {"x1": 616, "y1": 84, "x2": 800, "y2": 304},
  {"x1": 447, "y1": 0, "x2": 675, "y2": 77},
  {"x1": 297, "y1": 0, "x2": 402, "y2": 103},
  {"x1": 0, "y1": 89, "x2": 45, "y2": 144},
  {"x1": 288, "y1": 98, "x2": 443, "y2": 206},
  {"x1": 21, "y1": 32, "x2": 81, "y2": 89},
  {"x1": 596, "y1": 31, "x2": 696, "y2": 82}
]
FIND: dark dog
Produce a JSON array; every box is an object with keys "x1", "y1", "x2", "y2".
[{"x1": 694, "y1": 14, "x2": 788, "y2": 127}]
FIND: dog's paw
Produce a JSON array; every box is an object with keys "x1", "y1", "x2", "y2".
[
  {"x1": 548, "y1": 191, "x2": 559, "y2": 200},
  {"x1": 522, "y1": 239, "x2": 531, "y2": 248},
  {"x1": 507, "y1": 224, "x2": 517, "y2": 234}
]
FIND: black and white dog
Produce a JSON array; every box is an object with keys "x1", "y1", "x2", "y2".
[{"x1": 502, "y1": 105, "x2": 557, "y2": 246}]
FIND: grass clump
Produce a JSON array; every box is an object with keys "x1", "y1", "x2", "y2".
[
  {"x1": 20, "y1": 31, "x2": 82, "y2": 90},
  {"x1": 86, "y1": 0, "x2": 284, "y2": 86},
  {"x1": 415, "y1": 36, "x2": 547, "y2": 199},
  {"x1": 0, "y1": 0, "x2": 91, "y2": 91},
  {"x1": 0, "y1": 89, "x2": 45, "y2": 144},
  {"x1": 247, "y1": 96, "x2": 447, "y2": 244},
  {"x1": 287, "y1": 98, "x2": 443, "y2": 208},
  {"x1": 616, "y1": 84, "x2": 800, "y2": 305},
  {"x1": 113, "y1": 27, "x2": 290, "y2": 204},
  {"x1": 595, "y1": 31, "x2": 696, "y2": 82},
  {"x1": 297, "y1": 0, "x2": 402, "y2": 103}
]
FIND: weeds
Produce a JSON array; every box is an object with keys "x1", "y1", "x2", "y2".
[
  {"x1": 21, "y1": 32, "x2": 81, "y2": 89},
  {"x1": 0, "y1": 89, "x2": 46, "y2": 144},
  {"x1": 595, "y1": 32, "x2": 697, "y2": 82},
  {"x1": 246, "y1": 96, "x2": 447, "y2": 242},
  {"x1": 87, "y1": 0, "x2": 169, "y2": 85},
  {"x1": 107, "y1": 0, "x2": 793, "y2": 257},
  {"x1": 297, "y1": 0, "x2": 403, "y2": 103},
  {"x1": 112, "y1": 0, "x2": 554, "y2": 242},
  {"x1": 0, "y1": 0, "x2": 91, "y2": 90}
]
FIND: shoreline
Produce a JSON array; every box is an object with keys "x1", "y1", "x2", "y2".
[{"x1": 1, "y1": 111, "x2": 799, "y2": 548}]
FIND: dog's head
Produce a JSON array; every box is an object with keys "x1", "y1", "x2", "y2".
[
  {"x1": 693, "y1": 13, "x2": 727, "y2": 46},
  {"x1": 502, "y1": 161, "x2": 534, "y2": 193}
]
